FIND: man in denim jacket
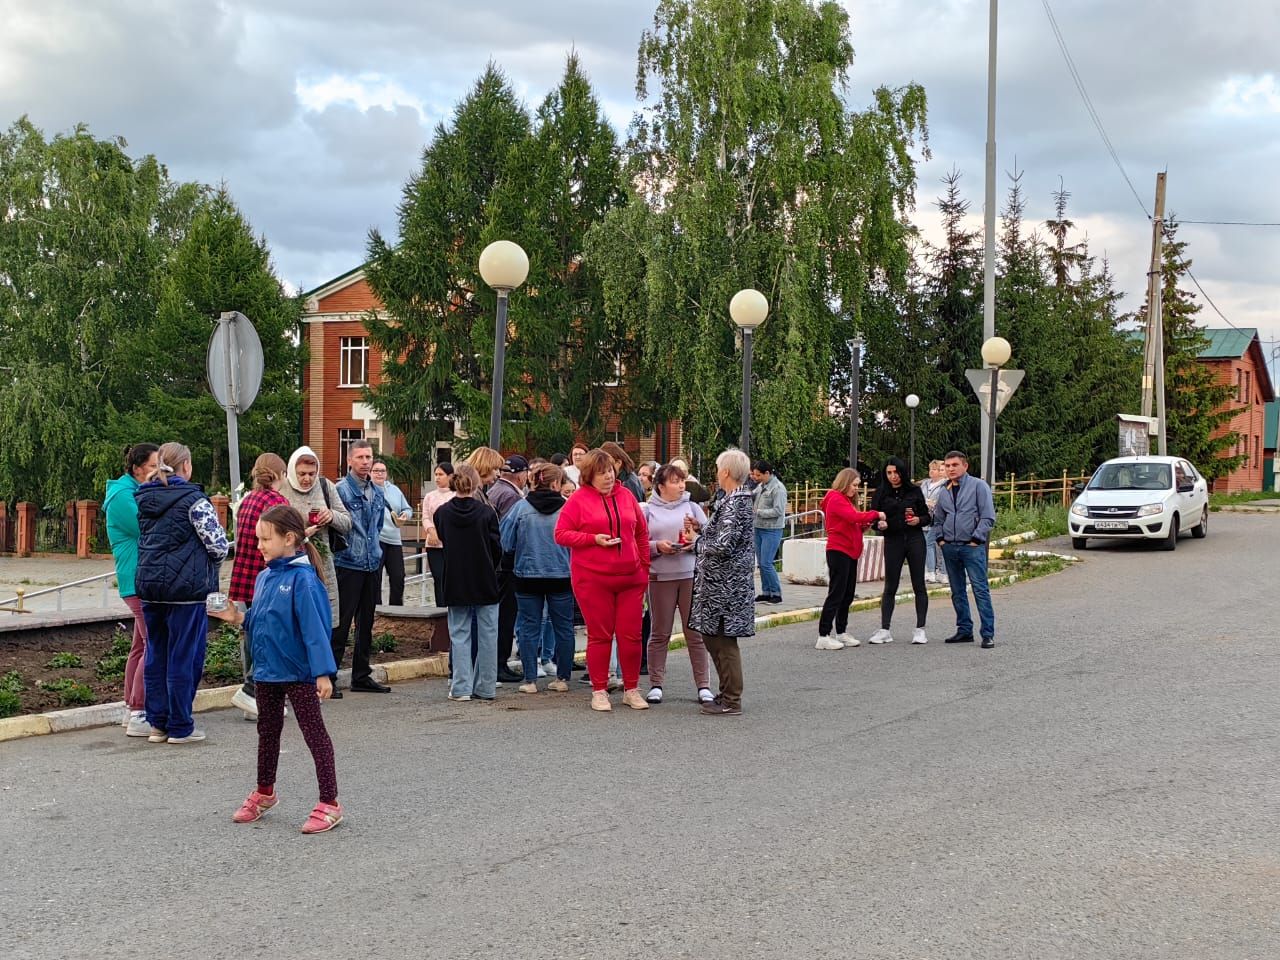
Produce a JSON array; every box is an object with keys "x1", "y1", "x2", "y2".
[
  {"x1": 932, "y1": 450, "x2": 998, "y2": 648},
  {"x1": 330, "y1": 440, "x2": 389, "y2": 693}
]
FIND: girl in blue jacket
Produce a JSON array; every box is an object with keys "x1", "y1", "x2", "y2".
[{"x1": 210, "y1": 505, "x2": 343, "y2": 834}]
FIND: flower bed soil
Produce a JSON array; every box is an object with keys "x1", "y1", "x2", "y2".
[{"x1": 0, "y1": 614, "x2": 439, "y2": 717}]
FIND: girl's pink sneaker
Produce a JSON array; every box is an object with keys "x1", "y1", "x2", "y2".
[
  {"x1": 301, "y1": 801, "x2": 343, "y2": 834},
  {"x1": 232, "y1": 789, "x2": 278, "y2": 823}
]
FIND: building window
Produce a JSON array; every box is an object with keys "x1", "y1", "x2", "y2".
[
  {"x1": 1245, "y1": 370, "x2": 1252, "y2": 404},
  {"x1": 340, "y1": 337, "x2": 369, "y2": 387},
  {"x1": 1256, "y1": 435, "x2": 1261, "y2": 466},
  {"x1": 338, "y1": 428, "x2": 365, "y2": 471},
  {"x1": 603, "y1": 354, "x2": 623, "y2": 387}
]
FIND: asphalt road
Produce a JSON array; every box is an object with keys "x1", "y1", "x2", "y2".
[{"x1": 2, "y1": 513, "x2": 1277, "y2": 959}]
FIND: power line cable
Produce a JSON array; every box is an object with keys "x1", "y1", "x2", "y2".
[
  {"x1": 1040, "y1": 0, "x2": 1149, "y2": 218},
  {"x1": 1178, "y1": 219, "x2": 1280, "y2": 227},
  {"x1": 1041, "y1": 1, "x2": 1258, "y2": 340}
]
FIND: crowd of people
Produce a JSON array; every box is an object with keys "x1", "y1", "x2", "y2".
[{"x1": 102, "y1": 435, "x2": 998, "y2": 832}]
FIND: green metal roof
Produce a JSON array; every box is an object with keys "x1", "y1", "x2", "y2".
[
  {"x1": 1198, "y1": 327, "x2": 1259, "y2": 359},
  {"x1": 1267, "y1": 400, "x2": 1280, "y2": 449}
]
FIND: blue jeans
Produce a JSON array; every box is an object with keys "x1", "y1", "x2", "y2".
[
  {"x1": 142, "y1": 602, "x2": 208, "y2": 739},
  {"x1": 941, "y1": 543, "x2": 995, "y2": 640},
  {"x1": 754, "y1": 527, "x2": 784, "y2": 597},
  {"x1": 447, "y1": 604, "x2": 498, "y2": 698},
  {"x1": 539, "y1": 616, "x2": 555, "y2": 663},
  {"x1": 925, "y1": 525, "x2": 940, "y2": 575},
  {"x1": 516, "y1": 593, "x2": 575, "y2": 682}
]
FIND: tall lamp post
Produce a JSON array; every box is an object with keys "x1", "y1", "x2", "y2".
[
  {"x1": 905, "y1": 393, "x2": 920, "y2": 480},
  {"x1": 478, "y1": 240, "x2": 529, "y2": 450},
  {"x1": 849, "y1": 335, "x2": 865, "y2": 469},
  {"x1": 980, "y1": 336, "x2": 1011, "y2": 484},
  {"x1": 730, "y1": 289, "x2": 768, "y2": 453}
]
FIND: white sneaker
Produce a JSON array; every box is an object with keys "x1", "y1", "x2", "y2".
[
  {"x1": 868, "y1": 628, "x2": 893, "y2": 644},
  {"x1": 231, "y1": 688, "x2": 257, "y2": 718},
  {"x1": 166, "y1": 730, "x2": 206, "y2": 744},
  {"x1": 125, "y1": 715, "x2": 155, "y2": 738},
  {"x1": 815, "y1": 636, "x2": 844, "y2": 651},
  {"x1": 911, "y1": 628, "x2": 929, "y2": 644},
  {"x1": 646, "y1": 686, "x2": 664, "y2": 703},
  {"x1": 698, "y1": 687, "x2": 715, "y2": 703},
  {"x1": 536, "y1": 663, "x2": 548, "y2": 678},
  {"x1": 836, "y1": 633, "x2": 860, "y2": 648}
]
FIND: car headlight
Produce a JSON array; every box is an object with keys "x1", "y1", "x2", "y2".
[
  {"x1": 1137, "y1": 502, "x2": 1165, "y2": 517},
  {"x1": 1070, "y1": 501, "x2": 1089, "y2": 517}
]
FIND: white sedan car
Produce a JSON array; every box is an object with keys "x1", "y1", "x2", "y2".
[{"x1": 1068, "y1": 456, "x2": 1209, "y2": 551}]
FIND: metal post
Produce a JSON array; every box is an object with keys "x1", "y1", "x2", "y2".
[
  {"x1": 980, "y1": 0, "x2": 999, "y2": 480},
  {"x1": 909, "y1": 406, "x2": 916, "y2": 480},
  {"x1": 849, "y1": 340, "x2": 861, "y2": 468},
  {"x1": 489, "y1": 291, "x2": 509, "y2": 450},
  {"x1": 741, "y1": 328, "x2": 754, "y2": 453},
  {"x1": 220, "y1": 314, "x2": 242, "y2": 501},
  {"x1": 986, "y1": 366, "x2": 1000, "y2": 484}
]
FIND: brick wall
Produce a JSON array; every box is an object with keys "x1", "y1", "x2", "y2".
[{"x1": 1203, "y1": 357, "x2": 1267, "y2": 492}]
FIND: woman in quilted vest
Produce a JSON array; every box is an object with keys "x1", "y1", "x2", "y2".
[{"x1": 134, "y1": 442, "x2": 228, "y2": 744}]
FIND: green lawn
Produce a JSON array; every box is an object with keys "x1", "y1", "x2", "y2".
[{"x1": 1209, "y1": 489, "x2": 1278, "y2": 507}]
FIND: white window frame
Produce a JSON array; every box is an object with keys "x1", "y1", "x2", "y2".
[
  {"x1": 338, "y1": 428, "x2": 366, "y2": 472},
  {"x1": 339, "y1": 337, "x2": 369, "y2": 387}
]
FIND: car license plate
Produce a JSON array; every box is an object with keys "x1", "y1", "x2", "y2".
[{"x1": 1094, "y1": 520, "x2": 1128, "y2": 530}]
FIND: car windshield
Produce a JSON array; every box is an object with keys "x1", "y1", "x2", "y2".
[{"x1": 1088, "y1": 463, "x2": 1172, "y2": 491}]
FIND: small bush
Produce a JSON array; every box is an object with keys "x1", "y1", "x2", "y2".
[
  {"x1": 0, "y1": 689, "x2": 20, "y2": 718},
  {"x1": 372, "y1": 632, "x2": 398, "y2": 654},
  {"x1": 991, "y1": 504, "x2": 1068, "y2": 541},
  {"x1": 204, "y1": 624, "x2": 244, "y2": 684},
  {"x1": 41, "y1": 678, "x2": 95, "y2": 706},
  {"x1": 95, "y1": 628, "x2": 132, "y2": 680},
  {"x1": 46, "y1": 652, "x2": 84, "y2": 670},
  {"x1": 1, "y1": 670, "x2": 24, "y2": 694}
]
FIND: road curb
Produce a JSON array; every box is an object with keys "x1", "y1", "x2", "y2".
[{"x1": 0, "y1": 653, "x2": 452, "y2": 744}]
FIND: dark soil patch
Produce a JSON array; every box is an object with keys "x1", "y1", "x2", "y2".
[{"x1": 0, "y1": 613, "x2": 440, "y2": 717}]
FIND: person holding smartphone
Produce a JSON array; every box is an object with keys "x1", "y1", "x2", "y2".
[
  {"x1": 868, "y1": 456, "x2": 932, "y2": 645},
  {"x1": 642, "y1": 462, "x2": 712, "y2": 705},
  {"x1": 554, "y1": 449, "x2": 651, "y2": 713}
]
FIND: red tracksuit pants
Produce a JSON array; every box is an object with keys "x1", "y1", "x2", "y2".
[{"x1": 573, "y1": 571, "x2": 646, "y2": 692}]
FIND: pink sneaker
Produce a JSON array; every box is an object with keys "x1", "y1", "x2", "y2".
[
  {"x1": 232, "y1": 789, "x2": 278, "y2": 823},
  {"x1": 301, "y1": 801, "x2": 343, "y2": 834}
]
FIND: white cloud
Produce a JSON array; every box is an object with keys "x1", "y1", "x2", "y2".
[
  {"x1": 296, "y1": 74, "x2": 428, "y2": 120},
  {"x1": 1213, "y1": 74, "x2": 1280, "y2": 116}
]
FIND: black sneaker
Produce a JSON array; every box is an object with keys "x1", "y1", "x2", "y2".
[
  {"x1": 943, "y1": 633, "x2": 974, "y2": 644},
  {"x1": 755, "y1": 594, "x2": 771, "y2": 602},
  {"x1": 766, "y1": 595, "x2": 783, "y2": 604}
]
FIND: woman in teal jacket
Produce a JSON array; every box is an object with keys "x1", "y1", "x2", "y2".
[{"x1": 103, "y1": 443, "x2": 159, "y2": 738}]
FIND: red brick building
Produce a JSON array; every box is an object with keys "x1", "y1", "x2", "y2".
[
  {"x1": 301, "y1": 267, "x2": 683, "y2": 491},
  {"x1": 1196, "y1": 327, "x2": 1275, "y2": 492}
]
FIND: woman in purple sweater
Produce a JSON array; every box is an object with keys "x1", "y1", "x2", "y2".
[{"x1": 643, "y1": 463, "x2": 712, "y2": 705}]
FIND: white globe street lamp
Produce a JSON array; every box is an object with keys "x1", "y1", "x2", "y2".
[
  {"x1": 478, "y1": 240, "x2": 530, "y2": 449},
  {"x1": 980, "y1": 336, "x2": 1011, "y2": 483},
  {"x1": 905, "y1": 393, "x2": 920, "y2": 479},
  {"x1": 730, "y1": 289, "x2": 768, "y2": 453}
]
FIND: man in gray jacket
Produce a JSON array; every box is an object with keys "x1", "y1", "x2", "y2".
[
  {"x1": 750, "y1": 460, "x2": 787, "y2": 604},
  {"x1": 932, "y1": 450, "x2": 998, "y2": 648}
]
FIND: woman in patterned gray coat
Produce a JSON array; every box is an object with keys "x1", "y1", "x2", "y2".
[{"x1": 688, "y1": 449, "x2": 756, "y2": 716}]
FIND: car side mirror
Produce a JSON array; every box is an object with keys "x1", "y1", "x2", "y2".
[{"x1": 1071, "y1": 481, "x2": 1086, "y2": 495}]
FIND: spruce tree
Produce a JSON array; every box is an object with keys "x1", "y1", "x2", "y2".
[{"x1": 364, "y1": 65, "x2": 531, "y2": 459}]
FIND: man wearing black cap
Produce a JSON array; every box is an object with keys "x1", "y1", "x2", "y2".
[{"x1": 490, "y1": 455, "x2": 528, "y2": 682}]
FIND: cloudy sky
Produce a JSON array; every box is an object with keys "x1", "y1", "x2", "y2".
[{"x1": 3, "y1": 0, "x2": 1277, "y2": 364}]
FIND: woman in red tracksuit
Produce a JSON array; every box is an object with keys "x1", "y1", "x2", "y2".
[
  {"x1": 816, "y1": 467, "x2": 884, "y2": 650},
  {"x1": 554, "y1": 448, "x2": 651, "y2": 713}
]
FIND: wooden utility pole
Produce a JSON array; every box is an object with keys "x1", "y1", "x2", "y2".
[{"x1": 1140, "y1": 172, "x2": 1168, "y2": 454}]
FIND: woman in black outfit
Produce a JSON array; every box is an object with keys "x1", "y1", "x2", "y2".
[{"x1": 867, "y1": 456, "x2": 932, "y2": 646}]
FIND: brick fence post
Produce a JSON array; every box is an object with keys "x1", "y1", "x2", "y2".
[
  {"x1": 15, "y1": 502, "x2": 36, "y2": 557},
  {"x1": 65, "y1": 500, "x2": 77, "y2": 550},
  {"x1": 210, "y1": 495, "x2": 231, "y2": 531},
  {"x1": 76, "y1": 500, "x2": 100, "y2": 559}
]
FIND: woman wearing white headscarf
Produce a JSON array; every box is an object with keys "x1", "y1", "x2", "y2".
[{"x1": 281, "y1": 446, "x2": 352, "y2": 619}]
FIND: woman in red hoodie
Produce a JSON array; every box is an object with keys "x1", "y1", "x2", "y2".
[
  {"x1": 816, "y1": 468, "x2": 884, "y2": 650},
  {"x1": 554, "y1": 448, "x2": 651, "y2": 713}
]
